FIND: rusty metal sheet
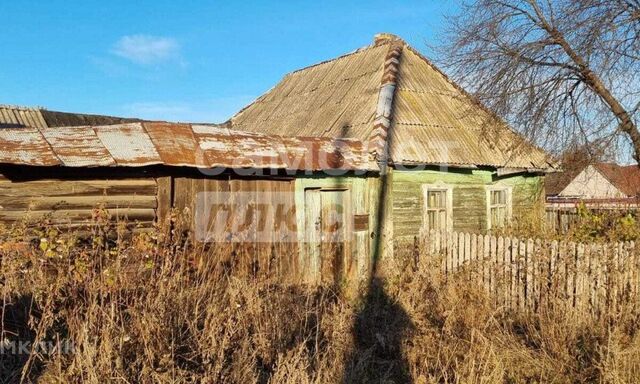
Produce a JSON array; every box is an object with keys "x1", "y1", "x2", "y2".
[
  {"x1": 93, "y1": 123, "x2": 162, "y2": 166},
  {"x1": 0, "y1": 128, "x2": 60, "y2": 166},
  {"x1": 193, "y1": 124, "x2": 286, "y2": 169},
  {"x1": 193, "y1": 125, "x2": 376, "y2": 171},
  {"x1": 39, "y1": 126, "x2": 115, "y2": 167},
  {"x1": 0, "y1": 122, "x2": 375, "y2": 171},
  {"x1": 144, "y1": 122, "x2": 206, "y2": 167}
]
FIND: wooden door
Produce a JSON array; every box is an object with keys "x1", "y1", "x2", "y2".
[{"x1": 304, "y1": 188, "x2": 351, "y2": 284}]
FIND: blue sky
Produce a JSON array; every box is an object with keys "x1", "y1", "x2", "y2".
[{"x1": 0, "y1": 1, "x2": 457, "y2": 123}]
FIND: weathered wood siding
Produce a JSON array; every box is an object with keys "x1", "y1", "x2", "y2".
[
  {"x1": 295, "y1": 175, "x2": 379, "y2": 282},
  {"x1": 0, "y1": 168, "x2": 157, "y2": 229},
  {"x1": 392, "y1": 168, "x2": 544, "y2": 244},
  {"x1": 172, "y1": 175, "x2": 297, "y2": 242}
]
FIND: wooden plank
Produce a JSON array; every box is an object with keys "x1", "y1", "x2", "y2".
[
  {"x1": 518, "y1": 239, "x2": 526, "y2": 310},
  {"x1": 156, "y1": 176, "x2": 172, "y2": 226},
  {"x1": 503, "y1": 236, "x2": 511, "y2": 309},
  {"x1": 526, "y1": 239, "x2": 534, "y2": 309},
  {"x1": 490, "y1": 235, "x2": 497, "y2": 299},
  {"x1": 498, "y1": 236, "x2": 506, "y2": 307},
  {"x1": 567, "y1": 242, "x2": 577, "y2": 309},
  {"x1": 304, "y1": 189, "x2": 321, "y2": 283},
  {"x1": 458, "y1": 232, "x2": 465, "y2": 271},
  {"x1": 574, "y1": 243, "x2": 582, "y2": 310}
]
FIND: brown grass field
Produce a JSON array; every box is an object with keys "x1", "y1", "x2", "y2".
[{"x1": 1, "y1": 217, "x2": 640, "y2": 383}]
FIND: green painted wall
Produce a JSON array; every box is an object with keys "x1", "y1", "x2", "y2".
[{"x1": 392, "y1": 168, "x2": 544, "y2": 244}]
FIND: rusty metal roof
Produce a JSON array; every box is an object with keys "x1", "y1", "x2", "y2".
[
  {"x1": 0, "y1": 122, "x2": 376, "y2": 171},
  {"x1": 228, "y1": 35, "x2": 555, "y2": 171},
  {"x1": 39, "y1": 126, "x2": 115, "y2": 167}
]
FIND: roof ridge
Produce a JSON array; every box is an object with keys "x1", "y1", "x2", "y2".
[
  {"x1": 367, "y1": 39, "x2": 404, "y2": 160},
  {"x1": 287, "y1": 41, "x2": 389, "y2": 76},
  {"x1": 0, "y1": 104, "x2": 42, "y2": 111}
]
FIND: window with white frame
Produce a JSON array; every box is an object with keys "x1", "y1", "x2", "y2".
[
  {"x1": 486, "y1": 187, "x2": 512, "y2": 229},
  {"x1": 422, "y1": 185, "x2": 453, "y2": 232}
]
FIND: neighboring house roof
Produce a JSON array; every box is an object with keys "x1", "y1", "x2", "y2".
[
  {"x1": 0, "y1": 105, "x2": 140, "y2": 129},
  {"x1": 593, "y1": 163, "x2": 640, "y2": 197},
  {"x1": 229, "y1": 34, "x2": 554, "y2": 171},
  {"x1": 0, "y1": 122, "x2": 376, "y2": 172},
  {"x1": 547, "y1": 162, "x2": 640, "y2": 197}
]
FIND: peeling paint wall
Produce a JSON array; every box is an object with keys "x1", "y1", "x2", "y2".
[{"x1": 391, "y1": 168, "x2": 544, "y2": 244}]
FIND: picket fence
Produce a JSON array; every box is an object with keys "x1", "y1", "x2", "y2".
[{"x1": 422, "y1": 231, "x2": 640, "y2": 314}]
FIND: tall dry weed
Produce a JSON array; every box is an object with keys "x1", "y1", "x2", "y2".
[{"x1": 0, "y1": 217, "x2": 639, "y2": 383}]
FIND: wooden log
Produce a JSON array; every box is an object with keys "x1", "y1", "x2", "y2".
[
  {"x1": 0, "y1": 195, "x2": 157, "y2": 210},
  {"x1": 0, "y1": 179, "x2": 157, "y2": 197},
  {"x1": 0, "y1": 208, "x2": 156, "y2": 223}
]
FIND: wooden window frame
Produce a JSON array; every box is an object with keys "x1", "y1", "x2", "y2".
[
  {"x1": 485, "y1": 186, "x2": 513, "y2": 230},
  {"x1": 421, "y1": 184, "x2": 453, "y2": 233}
]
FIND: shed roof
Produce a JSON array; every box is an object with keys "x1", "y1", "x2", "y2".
[
  {"x1": 0, "y1": 105, "x2": 48, "y2": 129},
  {"x1": 0, "y1": 105, "x2": 139, "y2": 129},
  {"x1": 229, "y1": 34, "x2": 554, "y2": 171},
  {"x1": 0, "y1": 122, "x2": 376, "y2": 172}
]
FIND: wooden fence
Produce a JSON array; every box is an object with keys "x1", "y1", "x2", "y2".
[{"x1": 422, "y1": 231, "x2": 640, "y2": 315}]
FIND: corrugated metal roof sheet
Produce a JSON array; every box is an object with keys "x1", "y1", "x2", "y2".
[
  {"x1": 228, "y1": 35, "x2": 554, "y2": 171},
  {"x1": 94, "y1": 123, "x2": 162, "y2": 166},
  {"x1": 0, "y1": 128, "x2": 60, "y2": 165},
  {"x1": 0, "y1": 122, "x2": 376, "y2": 171},
  {"x1": 594, "y1": 163, "x2": 640, "y2": 197},
  {"x1": 390, "y1": 47, "x2": 551, "y2": 169},
  {"x1": 39, "y1": 126, "x2": 115, "y2": 167},
  {"x1": 194, "y1": 125, "x2": 374, "y2": 171},
  {"x1": 230, "y1": 44, "x2": 388, "y2": 140},
  {"x1": 145, "y1": 122, "x2": 206, "y2": 167},
  {"x1": 0, "y1": 105, "x2": 48, "y2": 129}
]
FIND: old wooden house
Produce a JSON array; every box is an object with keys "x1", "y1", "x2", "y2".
[
  {"x1": 0, "y1": 34, "x2": 554, "y2": 281},
  {"x1": 0, "y1": 118, "x2": 378, "y2": 282},
  {"x1": 227, "y1": 33, "x2": 554, "y2": 256}
]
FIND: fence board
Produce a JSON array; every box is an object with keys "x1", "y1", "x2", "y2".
[{"x1": 423, "y1": 231, "x2": 640, "y2": 316}]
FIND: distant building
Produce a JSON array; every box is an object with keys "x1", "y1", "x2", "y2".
[
  {"x1": 0, "y1": 104, "x2": 140, "y2": 129},
  {"x1": 547, "y1": 163, "x2": 640, "y2": 200}
]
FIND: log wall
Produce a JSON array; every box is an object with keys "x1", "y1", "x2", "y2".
[{"x1": 0, "y1": 167, "x2": 157, "y2": 229}]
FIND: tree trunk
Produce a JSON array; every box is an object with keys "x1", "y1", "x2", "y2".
[{"x1": 529, "y1": 1, "x2": 640, "y2": 163}]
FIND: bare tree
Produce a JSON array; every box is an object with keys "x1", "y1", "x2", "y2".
[{"x1": 441, "y1": 0, "x2": 640, "y2": 163}]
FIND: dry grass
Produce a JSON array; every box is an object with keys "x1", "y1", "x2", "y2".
[{"x1": 1, "y1": 219, "x2": 640, "y2": 383}]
